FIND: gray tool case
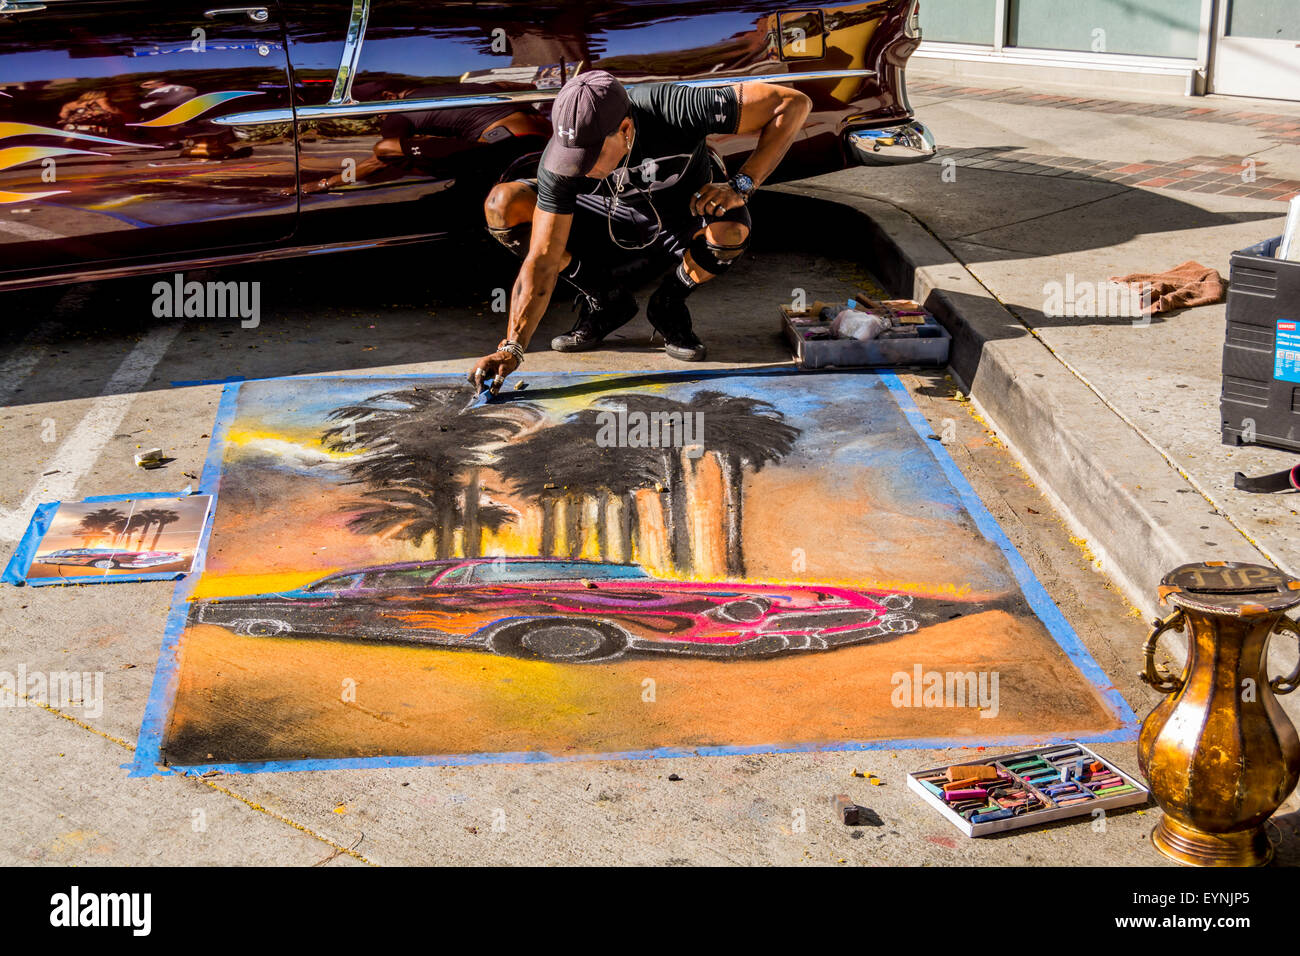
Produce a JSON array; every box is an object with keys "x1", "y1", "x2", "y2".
[
  {"x1": 781, "y1": 304, "x2": 951, "y2": 370},
  {"x1": 1220, "y1": 236, "x2": 1300, "y2": 453}
]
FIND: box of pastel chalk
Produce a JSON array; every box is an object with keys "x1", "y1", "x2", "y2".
[{"x1": 906, "y1": 743, "x2": 1150, "y2": 837}]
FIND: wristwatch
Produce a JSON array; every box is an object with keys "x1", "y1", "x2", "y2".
[{"x1": 729, "y1": 172, "x2": 755, "y2": 200}]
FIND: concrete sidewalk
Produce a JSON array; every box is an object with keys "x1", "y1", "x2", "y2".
[{"x1": 783, "y1": 75, "x2": 1299, "y2": 620}]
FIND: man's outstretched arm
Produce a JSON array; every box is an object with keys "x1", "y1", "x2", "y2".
[
  {"x1": 690, "y1": 82, "x2": 811, "y2": 217},
  {"x1": 468, "y1": 208, "x2": 572, "y2": 394}
]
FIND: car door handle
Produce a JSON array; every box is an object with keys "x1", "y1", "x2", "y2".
[
  {"x1": 204, "y1": 6, "x2": 270, "y2": 22},
  {"x1": 0, "y1": 2, "x2": 48, "y2": 16}
]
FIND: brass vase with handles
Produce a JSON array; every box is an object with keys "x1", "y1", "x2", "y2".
[{"x1": 1137, "y1": 562, "x2": 1300, "y2": 867}]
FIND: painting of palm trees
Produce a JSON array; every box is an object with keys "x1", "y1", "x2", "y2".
[
  {"x1": 689, "y1": 391, "x2": 799, "y2": 576},
  {"x1": 324, "y1": 382, "x2": 801, "y2": 578},
  {"x1": 323, "y1": 387, "x2": 539, "y2": 559},
  {"x1": 137, "y1": 508, "x2": 182, "y2": 550},
  {"x1": 74, "y1": 507, "x2": 127, "y2": 548}
]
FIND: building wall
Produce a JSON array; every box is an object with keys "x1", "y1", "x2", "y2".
[
  {"x1": 916, "y1": 0, "x2": 1300, "y2": 100},
  {"x1": 920, "y1": 0, "x2": 1203, "y2": 57}
]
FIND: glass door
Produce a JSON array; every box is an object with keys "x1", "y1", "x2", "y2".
[{"x1": 1212, "y1": 0, "x2": 1300, "y2": 98}]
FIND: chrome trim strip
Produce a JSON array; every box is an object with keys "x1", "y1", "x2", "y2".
[
  {"x1": 214, "y1": 106, "x2": 296, "y2": 125},
  {"x1": 894, "y1": 65, "x2": 913, "y2": 116},
  {"x1": 215, "y1": 68, "x2": 877, "y2": 126},
  {"x1": 204, "y1": 6, "x2": 270, "y2": 22},
  {"x1": 673, "y1": 67, "x2": 873, "y2": 86},
  {"x1": 329, "y1": 0, "x2": 370, "y2": 105}
]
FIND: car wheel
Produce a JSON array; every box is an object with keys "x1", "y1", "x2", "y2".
[
  {"x1": 489, "y1": 620, "x2": 627, "y2": 663},
  {"x1": 879, "y1": 614, "x2": 918, "y2": 634},
  {"x1": 879, "y1": 593, "x2": 914, "y2": 612},
  {"x1": 232, "y1": 619, "x2": 292, "y2": 637},
  {"x1": 89, "y1": 559, "x2": 117, "y2": 569}
]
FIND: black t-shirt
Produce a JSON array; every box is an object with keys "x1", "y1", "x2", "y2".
[
  {"x1": 536, "y1": 82, "x2": 740, "y2": 216},
  {"x1": 380, "y1": 84, "x2": 522, "y2": 143}
]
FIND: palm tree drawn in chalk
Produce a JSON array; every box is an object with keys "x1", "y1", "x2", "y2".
[
  {"x1": 495, "y1": 390, "x2": 799, "y2": 576},
  {"x1": 689, "y1": 390, "x2": 799, "y2": 577},
  {"x1": 322, "y1": 386, "x2": 540, "y2": 559},
  {"x1": 496, "y1": 404, "x2": 661, "y2": 563},
  {"x1": 321, "y1": 384, "x2": 800, "y2": 577}
]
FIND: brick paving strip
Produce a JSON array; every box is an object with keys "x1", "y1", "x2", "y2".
[
  {"x1": 911, "y1": 80, "x2": 1300, "y2": 202},
  {"x1": 912, "y1": 79, "x2": 1300, "y2": 141}
]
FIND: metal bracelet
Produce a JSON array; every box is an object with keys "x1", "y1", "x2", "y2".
[{"x1": 497, "y1": 339, "x2": 524, "y2": 366}]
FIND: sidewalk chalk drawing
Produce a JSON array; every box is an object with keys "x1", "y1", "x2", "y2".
[{"x1": 133, "y1": 370, "x2": 1135, "y2": 775}]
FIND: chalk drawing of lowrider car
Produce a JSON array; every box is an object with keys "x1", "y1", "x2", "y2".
[
  {"x1": 37, "y1": 547, "x2": 181, "y2": 569},
  {"x1": 188, "y1": 557, "x2": 920, "y2": 662}
]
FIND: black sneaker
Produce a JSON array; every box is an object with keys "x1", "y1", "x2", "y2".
[
  {"x1": 647, "y1": 284, "x2": 707, "y2": 362},
  {"x1": 550, "y1": 287, "x2": 639, "y2": 352}
]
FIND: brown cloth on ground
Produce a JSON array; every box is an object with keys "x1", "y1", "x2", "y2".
[{"x1": 1109, "y1": 260, "x2": 1227, "y2": 315}]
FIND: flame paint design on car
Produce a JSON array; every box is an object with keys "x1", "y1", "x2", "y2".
[
  {"x1": 127, "y1": 90, "x2": 263, "y2": 128},
  {"x1": 0, "y1": 91, "x2": 258, "y2": 202}
]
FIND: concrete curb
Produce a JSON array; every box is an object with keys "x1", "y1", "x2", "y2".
[{"x1": 758, "y1": 184, "x2": 1277, "y2": 623}]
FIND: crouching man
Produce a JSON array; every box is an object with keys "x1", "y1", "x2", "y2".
[{"x1": 468, "y1": 70, "x2": 811, "y2": 394}]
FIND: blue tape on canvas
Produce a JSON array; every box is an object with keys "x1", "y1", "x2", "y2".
[
  {"x1": 170, "y1": 375, "x2": 247, "y2": 388},
  {"x1": 27, "y1": 571, "x2": 186, "y2": 587},
  {"x1": 1, "y1": 501, "x2": 60, "y2": 585},
  {"x1": 154, "y1": 728, "x2": 1137, "y2": 778},
  {"x1": 80, "y1": 487, "x2": 194, "y2": 504}
]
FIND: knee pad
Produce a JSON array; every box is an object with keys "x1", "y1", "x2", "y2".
[
  {"x1": 487, "y1": 222, "x2": 531, "y2": 259},
  {"x1": 687, "y1": 230, "x2": 749, "y2": 275}
]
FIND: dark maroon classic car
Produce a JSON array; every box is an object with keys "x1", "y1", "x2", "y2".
[
  {"x1": 188, "y1": 556, "x2": 922, "y2": 661},
  {"x1": 0, "y1": 0, "x2": 933, "y2": 291}
]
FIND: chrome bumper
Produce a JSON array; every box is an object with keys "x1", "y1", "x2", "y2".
[{"x1": 846, "y1": 119, "x2": 936, "y2": 166}]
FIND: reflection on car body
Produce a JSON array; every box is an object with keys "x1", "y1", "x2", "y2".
[
  {"x1": 190, "y1": 557, "x2": 919, "y2": 661},
  {"x1": 0, "y1": 0, "x2": 932, "y2": 290}
]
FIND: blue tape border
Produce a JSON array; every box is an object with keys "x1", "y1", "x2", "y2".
[
  {"x1": 170, "y1": 375, "x2": 247, "y2": 388},
  {"x1": 129, "y1": 382, "x2": 241, "y2": 776},
  {"x1": 28, "y1": 571, "x2": 187, "y2": 588},
  {"x1": 880, "y1": 372, "x2": 1137, "y2": 730},
  {"x1": 129, "y1": 368, "x2": 1137, "y2": 778},
  {"x1": 2, "y1": 502, "x2": 60, "y2": 585}
]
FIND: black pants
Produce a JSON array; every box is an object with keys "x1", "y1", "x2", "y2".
[{"x1": 517, "y1": 177, "x2": 752, "y2": 287}]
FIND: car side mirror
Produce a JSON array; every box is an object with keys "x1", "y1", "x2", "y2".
[{"x1": 777, "y1": 10, "x2": 826, "y2": 60}]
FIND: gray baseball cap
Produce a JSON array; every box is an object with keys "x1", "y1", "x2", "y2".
[{"x1": 541, "y1": 71, "x2": 631, "y2": 177}]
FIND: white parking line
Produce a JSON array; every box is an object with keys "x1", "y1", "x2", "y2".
[
  {"x1": 0, "y1": 322, "x2": 182, "y2": 541},
  {"x1": 0, "y1": 321, "x2": 60, "y2": 407},
  {"x1": 0, "y1": 218, "x2": 63, "y2": 241}
]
